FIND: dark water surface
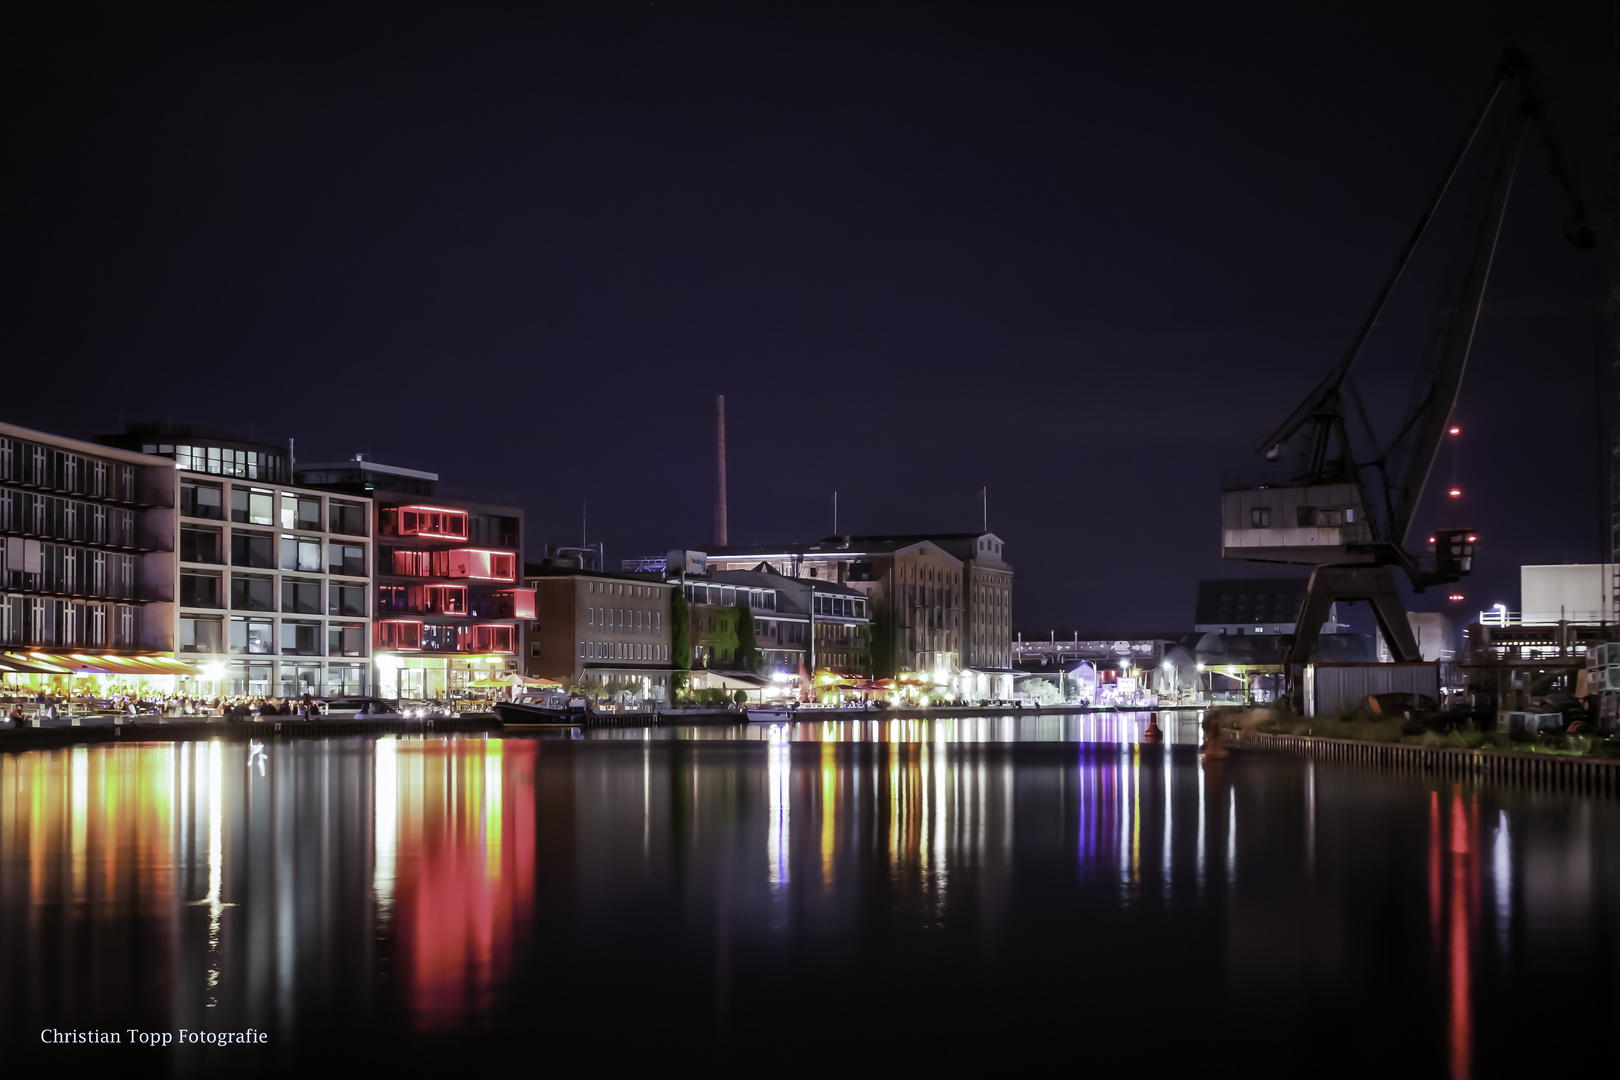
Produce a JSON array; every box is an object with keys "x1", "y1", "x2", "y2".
[{"x1": 2, "y1": 719, "x2": 1616, "y2": 1077}]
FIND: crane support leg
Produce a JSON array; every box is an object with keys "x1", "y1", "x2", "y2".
[{"x1": 1287, "y1": 565, "x2": 1423, "y2": 670}]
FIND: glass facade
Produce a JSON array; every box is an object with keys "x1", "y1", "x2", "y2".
[
  {"x1": 0, "y1": 429, "x2": 169, "y2": 656},
  {"x1": 176, "y1": 474, "x2": 372, "y2": 698}
]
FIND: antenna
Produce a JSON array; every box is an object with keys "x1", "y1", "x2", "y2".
[
  {"x1": 582, "y1": 499, "x2": 587, "y2": 547},
  {"x1": 981, "y1": 487, "x2": 988, "y2": 533},
  {"x1": 833, "y1": 490, "x2": 838, "y2": 535}
]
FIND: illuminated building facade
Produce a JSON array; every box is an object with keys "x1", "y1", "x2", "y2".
[
  {"x1": 695, "y1": 566, "x2": 871, "y2": 679},
  {"x1": 0, "y1": 421, "x2": 178, "y2": 665},
  {"x1": 691, "y1": 533, "x2": 1014, "y2": 693},
  {"x1": 522, "y1": 566, "x2": 674, "y2": 698},
  {"x1": 299, "y1": 457, "x2": 524, "y2": 701},
  {"x1": 95, "y1": 425, "x2": 373, "y2": 697},
  {"x1": 700, "y1": 536, "x2": 982, "y2": 681}
]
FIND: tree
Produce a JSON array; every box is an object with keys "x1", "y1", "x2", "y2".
[
  {"x1": 671, "y1": 587, "x2": 691, "y2": 691},
  {"x1": 870, "y1": 604, "x2": 898, "y2": 678},
  {"x1": 735, "y1": 603, "x2": 762, "y2": 673},
  {"x1": 1023, "y1": 677, "x2": 1061, "y2": 705}
]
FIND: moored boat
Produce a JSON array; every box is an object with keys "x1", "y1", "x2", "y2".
[{"x1": 495, "y1": 691, "x2": 590, "y2": 726}]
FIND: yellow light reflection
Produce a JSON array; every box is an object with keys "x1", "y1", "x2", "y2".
[{"x1": 821, "y1": 743, "x2": 836, "y2": 885}]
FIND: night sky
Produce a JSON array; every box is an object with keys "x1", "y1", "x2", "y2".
[{"x1": 4, "y1": 1, "x2": 1614, "y2": 634}]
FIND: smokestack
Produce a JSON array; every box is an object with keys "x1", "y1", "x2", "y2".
[{"x1": 713, "y1": 394, "x2": 728, "y2": 548}]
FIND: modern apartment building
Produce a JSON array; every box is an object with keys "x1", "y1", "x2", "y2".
[
  {"x1": 1, "y1": 421, "x2": 177, "y2": 662},
  {"x1": 298, "y1": 457, "x2": 525, "y2": 700},
  {"x1": 96, "y1": 425, "x2": 373, "y2": 697},
  {"x1": 522, "y1": 566, "x2": 675, "y2": 698}
]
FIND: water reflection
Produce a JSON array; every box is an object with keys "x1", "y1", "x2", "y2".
[
  {"x1": 584, "y1": 710, "x2": 1205, "y2": 744},
  {"x1": 1, "y1": 735, "x2": 1617, "y2": 1075}
]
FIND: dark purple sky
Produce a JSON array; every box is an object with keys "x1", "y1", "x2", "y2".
[{"x1": 3, "y1": 1, "x2": 1613, "y2": 633}]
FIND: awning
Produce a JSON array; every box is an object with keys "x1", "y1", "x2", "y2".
[
  {"x1": 0, "y1": 653, "x2": 73, "y2": 675},
  {"x1": 690, "y1": 671, "x2": 771, "y2": 691},
  {"x1": 72, "y1": 655, "x2": 196, "y2": 676},
  {"x1": 7, "y1": 653, "x2": 199, "y2": 677}
]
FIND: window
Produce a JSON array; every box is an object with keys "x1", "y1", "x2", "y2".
[
  {"x1": 473, "y1": 624, "x2": 514, "y2": 652},
  {"x1": 328, "y1": 543, "x2": 366, "y2": 577},
  {"x1": 379, "y1": 620, "x2": 422, "y2": 650},
  {"x1": 230, "y1": 615, "x2": 273, "y2": 654},
  {"x1": 391, "y1": 550, "x2": 432, "y2": 576},
  {"x1": 232, "y1": 530, "x2": 275, "y2": 569},
  {"x1": 329, "y1": 583, "x2": 367, "y2": 617},
  {"x1": 280, "y1": 493, "x2": 322, "y2": 531},
  {"x1": 1344, "y1": 507, "x2": 1356, "y2": 524},
  {"x1": 328, "y1": 663, "x2": 365, "y2": 695},
  {"x1": 1318, "y1": 509, "x2": 1342, "y2": 527},
  {"x1": 282, "y1": 578, "x2": 323, "y2": 615},
  {"x1": 1296, "y1": 506, "x2": 1317, "y2": 528},
  {"x1": 280, "y1": 535, "x2": 322, "y2": 573},
  {"x1": 180, "y1": 525, "x2": 223, "y2": 564},
  {"x1": 432, "y1": 549, "x2": 516, "y2": 581},
  {"x1": 378, "y1": 585, "x2": 407, "y2": 613},
  {"x1": 179, "y1": 615, "x2": 222, "y2": 653},
  {"x1": 180, "y1": 480, "x2": 224, "y2": 520},
  {"x1": 180, "y1": 570, "x2": 222, "y2": 609},
  {"x1": 422, "y1": 624, "x2": 460, "y2": 651},
  {"x1": 231, "y1": 487, "x2": 275, "y2": 525},
  {"x1": 231, "y1": 574, "x2": 275, "y2": 611},
  {"x1": 389, "y1": 505, "x2": 469, "y2": 540},
  {"x1": 329, "y1": 624, "x2": 366, "y2": 657},
  {"x1": 280, "y1": 621, "x2": 322, "y2": 655},
  {"x1": 468, "y1": 513, "x2": 520, "y2": 547},
  {"x1": 423, "y1": 584, "x2": 468, "y2": 614},
  {"x1": 1250, "y1": 507, "x2": 1271, "y2": 528},
  {"x1": 329, "y1": 500, "x2": 368, "y2": 536}
]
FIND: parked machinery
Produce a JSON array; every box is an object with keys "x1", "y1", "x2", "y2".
[{"x1": 1223, "y1": 48, "x2": 1593, "y2": 700}]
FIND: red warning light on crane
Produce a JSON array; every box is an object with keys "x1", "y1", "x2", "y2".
[
  {"x1": 1448, "y1": 488, "x2": 1462, "y2": 498},
  {"x1": 1448, "y1": 425, "x2": 1461, "y2": 436},
  {"x1": 1448, "y1": 593, "x2": 1465, "y2": 602},
  {"x1": 1466, "y1": 535, "x2": 1477, "y2": 543}
]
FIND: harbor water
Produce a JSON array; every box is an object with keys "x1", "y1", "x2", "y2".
[{"x1": 1, "y1": 714, "x2": 1616, "y2": 1076}]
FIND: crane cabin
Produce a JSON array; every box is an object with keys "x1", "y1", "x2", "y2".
[{"x1": 1221, "y1": 482, "x2": 1372, "y2": 565}]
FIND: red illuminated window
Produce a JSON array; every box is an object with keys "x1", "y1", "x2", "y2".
[
  {"x1": 391, "y1": 550, "x2": 432, "y2": 576},
  {"x1": 492, "y1": 588, "x2": 536, "y2": 619},
  {"x1": 472, "y1": 624, "x2": 514, "y2": 653},
  {"x1": 390, "y1": 505, "x2": 469, "y2": 540},
  {"x1": 432, "y1": 549, "x2": 516, "y2": 581},
  {"x1": 423, "y1": 584, "x2": 468, "y2": 615},
  {"x1": 378, "y1": 620, "x2": 423, "y2": 650}
]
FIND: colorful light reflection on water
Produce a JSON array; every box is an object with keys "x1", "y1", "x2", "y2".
[{"x1": 0, "y1": 734, "x2": 1616, "y2": 1076}]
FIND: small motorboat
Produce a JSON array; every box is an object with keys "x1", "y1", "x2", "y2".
[
  {"x1": 746, "y1": 707, "x2": 795, "y2": 723},
  {"x1": 495, "y1": 691, "x2": 590, "y2": 727}
]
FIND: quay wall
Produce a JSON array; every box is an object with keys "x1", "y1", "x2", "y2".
[{"x1": 1228, "y1": 729, "x2": 1620, "y2": 796}]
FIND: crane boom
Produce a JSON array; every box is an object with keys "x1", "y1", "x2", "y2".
[{"x1": 1217, "y1": 48, "x2": 1595, "y2": 693}]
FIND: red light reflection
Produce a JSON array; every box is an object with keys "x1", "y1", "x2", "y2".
[{"x1": 386, "y1": 739, "x2": 537, "y2": 1029}]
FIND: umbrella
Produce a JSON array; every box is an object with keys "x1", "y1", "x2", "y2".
[{"x1": 467, "y1": 677, "x2": 509, "y2": 689}]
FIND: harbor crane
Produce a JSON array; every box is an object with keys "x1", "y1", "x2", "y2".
[{"x1": 1220, "y1": 48, "x2": 1594, "y2": 694}]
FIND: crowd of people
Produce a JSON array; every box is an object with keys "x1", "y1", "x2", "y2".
[{"x1": 4, "y1": 688, "x2": 326, "y2": 722}]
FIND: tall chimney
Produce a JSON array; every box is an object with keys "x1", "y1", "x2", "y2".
[{"x1": 713, "y1": 394, "x2": 728, "y2": 548}]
